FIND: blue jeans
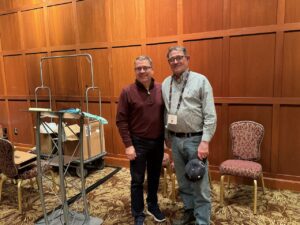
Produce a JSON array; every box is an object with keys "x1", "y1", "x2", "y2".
[
  {"x1": 171, "y1": 135, "x2": 211, "y2": 225},
  {"x1": 130, "y1": 135, "x2": 164, "y2": 218}
]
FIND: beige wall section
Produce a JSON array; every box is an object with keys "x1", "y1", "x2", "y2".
[{"x1": 0, "y1": 0, "x2": 300, "y2": 190}]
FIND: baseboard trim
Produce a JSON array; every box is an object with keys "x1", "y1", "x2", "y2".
[{"x1": 104, "y1": 156, "x2": 129, "y2": 168}]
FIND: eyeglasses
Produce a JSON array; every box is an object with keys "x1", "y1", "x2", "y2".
[
  {"x1": 168, "y1": 55, "x2": 185, "y2": 63},
  {"x1": 134, "y1": 66, "x2": 152, "y2": 72}
]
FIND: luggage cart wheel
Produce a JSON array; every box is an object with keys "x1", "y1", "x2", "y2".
[
  {"x1": 95, "y1": 158, "x2": 105, "y2": 170},
  {"x1": 76, "y1": 167, "x2": 88, "y2": 178}
]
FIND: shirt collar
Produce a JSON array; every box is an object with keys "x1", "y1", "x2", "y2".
[
  {"x1": 172, "y1": 69, "x2": 189, "y2": 83},
  {"x1": 135, "y1": 78, "x2": 155, "y2": 91}
]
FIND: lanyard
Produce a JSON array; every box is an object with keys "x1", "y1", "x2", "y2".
[{"x1": 168, "y1": 72, "x2": 190, "y2": 114}]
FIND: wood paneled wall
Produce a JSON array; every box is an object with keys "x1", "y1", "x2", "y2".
[{"x1": 0, "y1": 0, "x2": 300, "y2": 190}]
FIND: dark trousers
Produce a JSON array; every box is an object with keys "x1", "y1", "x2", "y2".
[{"x1": 130, "y1": 135, "x2": 164, "y2": 217}]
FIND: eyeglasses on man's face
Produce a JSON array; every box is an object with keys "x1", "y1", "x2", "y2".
[
  {"x1": 134, "y1": 66, "x2": 152, "y2": 72},
  {"x1": 168, "y1": 55, "x2": 185, "y2": 63}
]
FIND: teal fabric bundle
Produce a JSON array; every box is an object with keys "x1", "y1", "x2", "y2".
[{"x1": 59, "y1": 108, "x2": 108, "y2": 124}]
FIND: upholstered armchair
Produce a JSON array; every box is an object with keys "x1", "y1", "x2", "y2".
[
  {"x1": 0, "y1": 138, "x2": 56, "y2": 213},
  {"x1": 219, "y1": 121, "x2": 265, "y2": 214}
]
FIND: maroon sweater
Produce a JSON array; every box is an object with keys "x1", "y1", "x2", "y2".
[{"x1": 116, "y1": 79, "x2": 164, "y2": 147}]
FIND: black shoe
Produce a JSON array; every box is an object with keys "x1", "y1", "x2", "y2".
[
  {"x1": 134, "y1": 216, "x2": 145, "y2": 225},
  {"x1": 172, "y1": 209, "x2": 195, "y2": 225},
  {"x1": 146, "y1": 205, "x2": 166, "y2": 222}
]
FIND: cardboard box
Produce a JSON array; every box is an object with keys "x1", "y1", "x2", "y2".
[
  {"x1": 63, "y1": 120, "x2": 105, "y2": 160},
  {"x1": 39, "y1": 122, "x2": 58, "y2": 155},
  {"x1": 40, "y1": 134, "x2": 53, "y2": 154}
]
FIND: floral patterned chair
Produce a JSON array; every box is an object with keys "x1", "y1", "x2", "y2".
[
  {"x1": 219, "y1": 121, "x2": 265, "y2": 214},
  {"x1": 0, "y1": 138, "x2": 56, "y2": 213}
]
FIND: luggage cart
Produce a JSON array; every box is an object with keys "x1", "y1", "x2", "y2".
[
  {"x1": 31, "y1": 109, "x2": 102, "y2": 225},
  {"x1": 31, "y1": 53, "x2": 106, "y2": 225},
  {"x1": 34, "y1": 53, "x2": 107, "y2": 177}
]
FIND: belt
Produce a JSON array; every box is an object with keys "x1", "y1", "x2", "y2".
[{"x1": 169, "y1": 131, "x2": 203, "y2": 138}]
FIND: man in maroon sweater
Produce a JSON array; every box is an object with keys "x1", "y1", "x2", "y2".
[{"x1": 116, "y1": 55, "x2": 165, "y2": 225}]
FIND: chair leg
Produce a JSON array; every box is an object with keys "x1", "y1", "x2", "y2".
[
  {"x1": 220, "y1": 175, "x2": 225, "y2": 206},
  {"x1": 261, "y1": 173, "x2": 265, "y2": 194},
  {"x1": 170, "y1": 173, "x2": 176, "y2": 203},
  {"x1": 253, "y1": 179, "x2": 257, "y2": 215},
  {"x1": 163, "y1": 168, "x2": 167, "y2": 198},
  {"x1": 227, "y1": 175, "x2": 230, "y2": 189},
  {"x1": 0, "y1": 174, "x2": 7, "y2": 201},
  {"x1": 208, "y1": 170, "x2": 213, "y2": 190},
  {"x1": 17, "y1": 179, "x2": 23, "y2": 214}
]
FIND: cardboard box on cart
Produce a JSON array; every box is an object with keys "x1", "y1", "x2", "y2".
[
  {"x1": 39, "y1": 122, "x2": 58, "y2": 155},
  {"x1": 63, "y1": 120, "x2": 105, "y2": 160}
]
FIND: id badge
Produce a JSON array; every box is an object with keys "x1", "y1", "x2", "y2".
[{"x1": 167, "y1": 114, "x2": 177, "y2": 125}]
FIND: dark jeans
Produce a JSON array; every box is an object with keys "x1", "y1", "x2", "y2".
[{"x1": 130, "y1": 135, "x2": 164, "y2": 217}]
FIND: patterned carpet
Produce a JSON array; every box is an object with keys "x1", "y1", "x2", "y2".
[{"x1": 0, "y1": 167, "x2": 299, "y2": 225}]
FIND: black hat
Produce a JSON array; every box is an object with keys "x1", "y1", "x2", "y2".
[{"x1": 185, "y1": 158, "x2": 206, "y2": 182}]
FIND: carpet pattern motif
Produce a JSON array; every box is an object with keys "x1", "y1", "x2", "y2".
[{"x1": 0, "y1": 167, "x2": 299, "y2": 225}]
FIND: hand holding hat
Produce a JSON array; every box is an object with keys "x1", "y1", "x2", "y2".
[{"x1": 184, "y1": 158, "x2": 207, "y2": 182}]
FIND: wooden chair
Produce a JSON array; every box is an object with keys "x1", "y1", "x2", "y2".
[
  {"x1": 219, "y1": 121, "x2": 265, "y2": 214},
  {"x1": 0, "y1": 138, "x2": 56, "y2": 213},
  {"x1": 161, "y1": 148, "x2": 213, "y2": 202},
  {"x1": 162, "y1": 152, "x2": 176, "y2": 202}
]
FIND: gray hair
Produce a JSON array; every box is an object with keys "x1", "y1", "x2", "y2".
[
  {"x1": 166, "y1": 46, "x2": 188, "y2": 58},
  {"x1": 134, "y1": 55, "x2": 153, "y2": 67}
]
